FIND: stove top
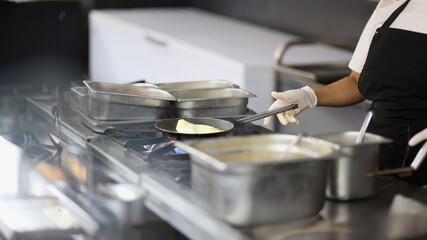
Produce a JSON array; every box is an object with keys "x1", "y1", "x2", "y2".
[{"x1": 105, "y1": 120, "x2": 271, "y2": 188}]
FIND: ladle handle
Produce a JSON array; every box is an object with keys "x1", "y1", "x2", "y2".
[
  {"x1": 376, "y1": 167, "x2": 415, "y2": 176},
  {"x1": 237, "y1": 104, "x2": 298, "y2": 123},
  {"x1": 410, "y1": 141, "x2": 427, "y2": 170},
  {"x1": 355, "y1": 111, "x2": 373, "y2": 144},
  {"x1": 278, "y1": 133, "x2": 303, "y2": 160},
  {"x1": 376, "y1": 141, "x2": 427, "y2": 176}
]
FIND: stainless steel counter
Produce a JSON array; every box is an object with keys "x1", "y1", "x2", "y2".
[{"x1": 26, "y1": 96, "x2": 427, "y2": 240}]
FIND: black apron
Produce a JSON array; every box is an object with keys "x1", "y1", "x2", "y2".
[{"x1": 358, "y1": 0, "x2": 427, "y2": 185}]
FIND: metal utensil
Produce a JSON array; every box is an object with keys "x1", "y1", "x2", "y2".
[
  {"x1": 355, "y1": 111, "x2": 373, "y2": 144},
  {"x1": 278, "y1": 133, "x2": 303, "y2": 160},
  {"x1": 376, "y1": 141, "x2": 427, "y2": 176}
]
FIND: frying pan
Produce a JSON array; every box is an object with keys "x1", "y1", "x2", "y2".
[{"x1": 154, "y1": 104, "x2": 298, "y2": 137}]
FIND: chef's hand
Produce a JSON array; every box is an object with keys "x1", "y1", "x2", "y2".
[
  {"x1": 264, "y1": 86, "x2": 317, "y2": 125},
  {"x1": 409, "y1": 128, "x2": 427, "y2": 146}
]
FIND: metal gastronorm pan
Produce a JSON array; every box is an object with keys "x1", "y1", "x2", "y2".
[
  {"x1": 83, "y1": 81, "x2": 176, "y2": 121},
  {"x1": 314, "y1": 131, "x2": 391, "y2": 201},
  {"x1": 169, "y1": 88, "x2": 256, "y2": 109},
  {"x1": 155, "y1": 80, "x2": 239, "y2": 91},
  {"x1": 168, "y1": 88, "x2": 256, "y2": 117},
  {"x1": 174, "y1": 134, "x2": 338, "y2": 226}
]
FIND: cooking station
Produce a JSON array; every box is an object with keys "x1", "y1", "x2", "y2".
[
  {"x1": 21, "y1": 89, "x2": 427, "y2": 240},
  {"x1": 2, "y1": 1, "x2": 427, "y2": 239}
]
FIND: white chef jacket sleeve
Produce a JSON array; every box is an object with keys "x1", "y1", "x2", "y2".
[{"x1": 348, "y1": 9, "x2": 380, "y2": 74}]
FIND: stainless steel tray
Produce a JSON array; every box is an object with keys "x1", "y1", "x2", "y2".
[
  {"x1": 85, "y1": 80, "x2": 158, "y2": 91},
  {"x1": 155, "y1": 80, "x2": 239, "y2": 91},
  {"x1": 175, "y1": 134, "x2": 337, "y2": 226},
  {"x1": 170, "y1": 106, "x2": 248, "y2": 117},
  {"x1": 83, "y1": 81, "x2": 176, "y2": 121},
  {"x1": 84, "y1": 81, "x2": 171, "y2": 102},
  {"x1": 169, "y1": 88, "x2": 256, "y2": 109}
]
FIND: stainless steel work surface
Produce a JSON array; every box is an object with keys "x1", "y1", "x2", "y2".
[
  {"x1": 250, "y1": 178, "x2": 427, "y2": 240},
  {"x1": 26, "y1": 95, "x2": 427, "y2": 240}
]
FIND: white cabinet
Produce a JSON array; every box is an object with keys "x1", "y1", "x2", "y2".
[{"x1": 89, "y1": 7, "x2": 353, "y2": 114}]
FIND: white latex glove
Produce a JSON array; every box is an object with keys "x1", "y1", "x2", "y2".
[
  {"x1": 409, "y1": 128, "x2": 427, "y2": 146},
  {"x1": 264, "y1": 86, "x2": 317, "y2": 125}
]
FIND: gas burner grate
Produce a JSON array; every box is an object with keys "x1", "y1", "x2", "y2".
[
  {"x1": 107, "y1": 119, "x2": 272, "y2": 188},
  {"x1": 150, "y1": 156, "x2": 191, "y2": 187},
  {"x1": 106, "y1": 129, "x2": 161, "y2": 138}
]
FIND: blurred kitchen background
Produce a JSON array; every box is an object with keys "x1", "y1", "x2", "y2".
[{"x1": 0, "y1": 0, "x2": 376, "y2": 146}]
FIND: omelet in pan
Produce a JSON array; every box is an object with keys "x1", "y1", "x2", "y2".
[{"x1": 176, "y1": 119, "x2": 221, "y2": 134}]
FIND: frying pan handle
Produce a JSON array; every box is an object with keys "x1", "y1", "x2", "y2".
[
  {"x1": 237, "y1": 104, "x2": 298, "y2": 123},
  {"x1": 377, "y1": 141, "x2": 427, "y2": 176},
  {"x1": 376, "y1": 167, "x2": 415, "y2": 176}
]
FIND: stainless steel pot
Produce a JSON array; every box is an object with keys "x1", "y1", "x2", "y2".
[
  {"x1": 175, "y1": 134, "x2": 338, "y2": 226},
  {"x1": 168, "y1": 88, "x2": 256, "y2": 117},
  {"x1": 314, "y1": 131, "x2": 391, "y2": 201}
]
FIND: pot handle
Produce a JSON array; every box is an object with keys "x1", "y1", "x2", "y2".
[
  {"x1": 376, "y1": 141, "x2": 427, "y2": 176},
  {"x1": 376, "y1": 167, "x2": 415, "y2": 176}
]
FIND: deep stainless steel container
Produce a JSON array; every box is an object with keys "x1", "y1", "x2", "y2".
[
  {"x1": 155, "y1": 80, "x2": 239, "y2": 91},
  {"x1": 314, "y1": 131, "x2": 391, "y2": 201},
  {"x1": 169, "y1": 88, "x2": 256, "y2": 117},
  {"x1": 175, "y1": 134, "x2": 338, "y2": 226},
  {"x1": 83, "y1": 81, "x2": 176, "y2": 121}
]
